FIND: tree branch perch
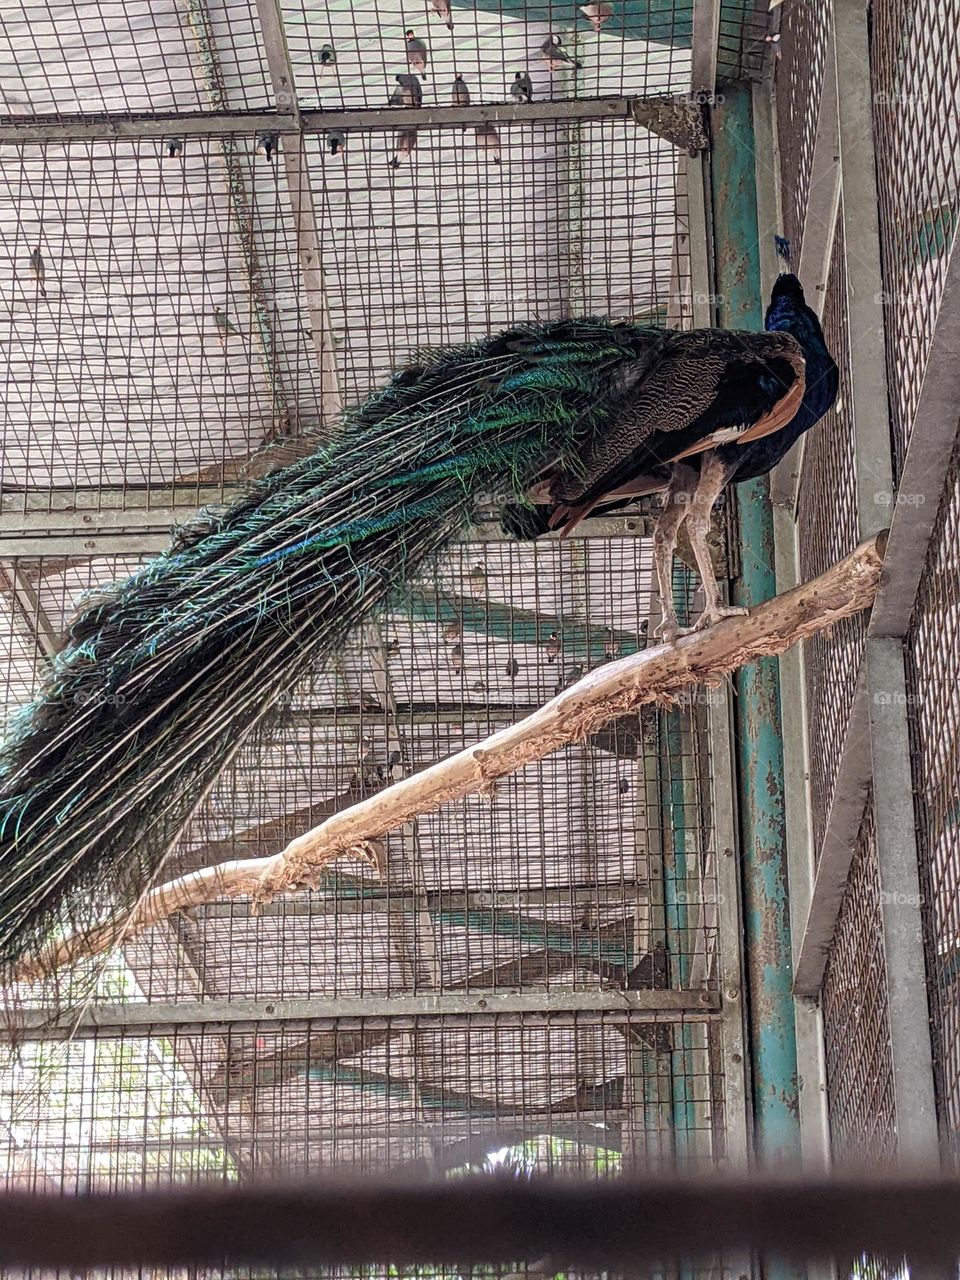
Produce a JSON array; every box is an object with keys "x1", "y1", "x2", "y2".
[{"x1": 15, "y1": 533, "x2": 888, "y2": 982}]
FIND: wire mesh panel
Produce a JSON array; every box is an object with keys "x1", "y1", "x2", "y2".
[
  {"x1": 906, "y1": 433, "x2": 960, "y2": 1164},
  {"x1": 3, "y1": 530, "x2": 720, "y2": 1013},
  {"x1": 0, "y1": 120, "x2": 689, "y2": 515},
  {"x1": 821, "y1": 794, "x2": 897, "y2": 1166},
  {"x1": 0, "y1": 1011, "x2": 724, "y2": 1184},
  {"x1": 284, "y1": 0, "x2": 695, "y2": 109},
  {"x1": 796, "y1": 207, "x2": 862, "y2": 858},
  {"x1": 773, "y1": 0, "x2": 832, "y2": 259},
  {"x1": 715, "y1": 0, "x2": 770, "y2": 84},
  {"x1": 0, "y1": 0, "x2": 275, "y2": 119},
  {"x1": 0, "y1": 0, "x2": 755, "y2": 1235},
  {"x1": 0, "y1": 136, "x2": 335, "y2": 508},
  {"x1": 871, "y1": 0, "x2": 960, "y2": 478}
]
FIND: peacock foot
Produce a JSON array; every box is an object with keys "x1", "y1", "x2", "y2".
[
  {"x1": 654, "y1": 614, "x2": 680, "y2": 644},
  {"x1": 680, "y1": 604, "x2": 750, "y2": 635}
]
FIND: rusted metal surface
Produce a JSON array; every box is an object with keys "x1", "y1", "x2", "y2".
[
  {"x1": 631, "y1": 95, "x2": 709, "y2": 153},
  {"x1": 711, "y1": 83, "x2": 801, "y2": 1169}
]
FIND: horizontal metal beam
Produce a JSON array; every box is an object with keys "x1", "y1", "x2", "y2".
[
  {"x1": 0, "y1": 486, "x2": 235, "y2": 531},
  {"x1": 10, "y1": 989, "x2": 719, "y2": 1040},
  {"x1": 301, "y1": 98, "x2": 635, "y2": 132},
  {"x1": 0, "y1": 534, "x2": 171, "y2": 558},
  {"x1": 0, "y1": 95, "x2": 706, "y2": 146},
  {"x1": 0, "y1": 516, "x2": 651, "y2": 559},
  {"x1": 199, "y1": 882, "x2": 647, "y2": 918},
  {"x1": 0, "y1": 111, "x2": 298, "y2": 143}
]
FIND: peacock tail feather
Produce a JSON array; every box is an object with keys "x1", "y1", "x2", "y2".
[{"x1": 0, "y1": 317, "x2": 661, "y2": 976}]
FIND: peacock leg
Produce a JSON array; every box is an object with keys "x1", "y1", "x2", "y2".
[
  {"x1": 653, "y1": 465, "x2": 699, "y2": 642},
  {"x1": 681, "y1": 451, "x2": 748, "y2": 633}
]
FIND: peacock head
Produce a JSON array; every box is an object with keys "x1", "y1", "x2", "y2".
[{"x1": 765, "y1": 235, "x2": 808, "y2": 327}]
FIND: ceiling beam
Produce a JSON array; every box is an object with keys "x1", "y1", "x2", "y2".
[
  {"x1": 0, "y1": 95, "x2": 707, "y2": 145},
  {"x1": 8, "y1": 989, "x2": 720, "y2": 1040}
]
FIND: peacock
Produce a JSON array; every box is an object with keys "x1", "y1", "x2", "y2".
[
  {"x1": 502, "y1": 237, "x2": 839, "y2": 638},
  {"x1": 0, "y1": 239, "x2": 836, "y2": 977}
]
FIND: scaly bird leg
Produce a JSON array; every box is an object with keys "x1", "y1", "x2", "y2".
[
  {"x1": 681, "y1": 451, "x2": 748, "y2": 633},
  {"x1": 653, "y1": 465, "x2": 699, "y2": 643}
]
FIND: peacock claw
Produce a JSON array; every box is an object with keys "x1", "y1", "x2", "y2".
[
  {"x1": 681, "y1": 604, "x2": 750, "y2": 635},
  {"x1": 654, "y1": 617, "x2": 680, "y2": 644}
]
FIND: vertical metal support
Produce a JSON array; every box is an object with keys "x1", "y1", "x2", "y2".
[
  {"x1": 709, "y1": 678, "x2": 751, "y2": 1170},
  {"x1": 691, "y1": 0, "x2": 720, "y2": 96},
  {"x1": 635, "y1": 708, "x2": 674, "y2": 1165},
  {"x1": 755, "y1": 80, "x2": 833, "y2": 1180},
  {"x1": 688, "y1": 142, "x2": 752, "y2": 1174},
  {"x1": 659, "y1": 697, "x2": 695, "y2": 1157},
  {"x1": 255, "y1": 0, "x2": 342, "y2": 429},
  {"x1": 0, "y1": 563, "x2": 59, "y2": 660},
  {"x1": 834, "y1": 0, "x2": 940, "y2": 1164},
  {"x1": 711, "y1": 84, "x2": 802, "y2": 1172},
  {"x1": 866, "y1": 640, "x2": 940, "y2": 1159}
]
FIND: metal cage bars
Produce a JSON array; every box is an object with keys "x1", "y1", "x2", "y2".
[{"x1": 772, "y1": 0, "x2": 957, "y2": 1170}]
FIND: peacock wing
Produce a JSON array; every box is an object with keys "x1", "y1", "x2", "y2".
[{"x1": 545, "y1": 329, "x2": 805, "y2": 517}]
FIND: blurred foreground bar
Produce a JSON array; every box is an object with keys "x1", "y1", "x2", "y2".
[{"x1": 1, "y1": 1172, "x2": 959, "y2": 1270}]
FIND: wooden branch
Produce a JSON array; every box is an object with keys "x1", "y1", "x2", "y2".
[{"x1": 16, "y1": 533, "x2": 887, "y2": 982}]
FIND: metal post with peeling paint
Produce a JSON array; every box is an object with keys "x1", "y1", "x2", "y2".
[{"x1": 710, "y1": 84, "x2": 802, "y2": 1172}]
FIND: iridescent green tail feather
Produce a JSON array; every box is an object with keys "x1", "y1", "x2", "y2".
[{"x1": 0, "y1": 317, "x2": 658, "y2": 975}]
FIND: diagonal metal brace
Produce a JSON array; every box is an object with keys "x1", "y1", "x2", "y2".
[{"x1": 630, "y1": 95, "x2": 709, "y2": 154}]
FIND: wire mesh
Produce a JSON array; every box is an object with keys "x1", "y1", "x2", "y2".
[
  {"x1": 0, "y1": 0, "x2": 275, "y2": 120},
  {"x1": 796, "y1": 205, "x2": 863, "y2": 859},
  {"x1": 871, "y1": 0, "x2": 960, "y2": 479},
  {"x1": 0, "y1": 0, "x2": 752, "y2": 1236},
  {"x1": 715, "y1": 0, "x2": 770, "y2": 85},
  {"x1": 773, "y1": 0, "x2": 831, "y2": 260},
  {"x1": 906, "y1": 432, "x2": 960, "y2": 1166},
  {"x1": 4, "y1": 532, "x2": 721, "y2": 1012},
  {"x1": 0, "y1": 123, "x2": 688, "y2": 515},
  {"x1": 0, "y1": 1011, "x2": 724, "y2": 1186},
  {"x1": 821, "y1": 793, "x2": 897, "y2": 1167},
  {"x1": 284, "y1": 0, "x2": 695, "y2": 110}
]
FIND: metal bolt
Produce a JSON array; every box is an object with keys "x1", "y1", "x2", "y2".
[{"x1": 726, "y1": 986, "x2": 740, "y2": 1001}]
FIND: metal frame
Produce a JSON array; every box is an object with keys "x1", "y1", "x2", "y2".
[
  {"x1": 687, "y1": 134, "x2": 752, "y2": 1168},
  {"x1": 759, "y1": 79, "x2": 832, "y2": 1176},
  {"x1": 789, "y1": 0, "x2": 940, "y2": 1164},
  {"x1": 10, "y1": 990, "x2": 720, "y2": 1041},
  {"x1": 0, "y1": 0, "x2": 761, "y2": 1196},
  {"x1": 0, "y1": 96, "x2": 708, "y2": 145}
]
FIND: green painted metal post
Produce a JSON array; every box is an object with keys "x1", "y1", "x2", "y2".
[{"x1": 710, "y1": 84, "x2": 802, "y2": 1171}]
